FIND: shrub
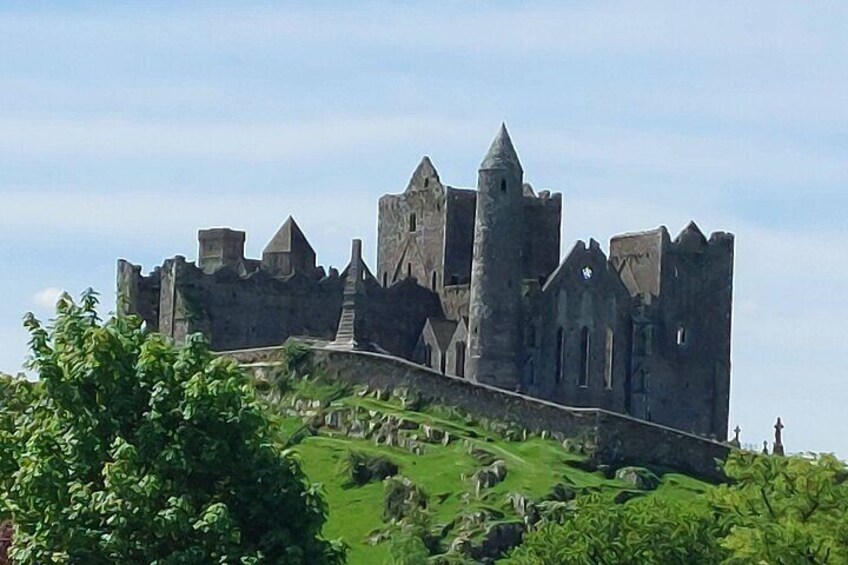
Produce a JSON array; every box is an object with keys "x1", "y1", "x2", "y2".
[{"x1": 342, "y1": 450, "x2": 399, "y2": 486}]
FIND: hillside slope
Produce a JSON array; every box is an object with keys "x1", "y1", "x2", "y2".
[{"x1": 259, "y1": 347, "x2": 712, "y2": 564}]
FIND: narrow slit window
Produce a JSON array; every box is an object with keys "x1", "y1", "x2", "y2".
[
  {"x1": 431, "y1": 271, "x2": 437, "y2": 291},
  {"x1": 407, "y1": 263, "x2": 412, "y2": 278},
  {"x1": 604, "y1": 328, "x2": 614, "y2": 389},
  {"x1": 500, "y1": 179, "x2": 507, "y2": 192},
  {"x1": 382, "y1": 272, "x2": 388, "y2": 287},
  {"x1": 677, "y1": 326, "x2": 687, "y2": 346},
  {"x1": 555, "y1": 327, "x2": 564, "y2": 382},
  {"x1": 579, "y1": 327, "x2": 590, "y2": 387},
  {"x1": 409, "y1": 213, "x2": 417, "y2": 232}
]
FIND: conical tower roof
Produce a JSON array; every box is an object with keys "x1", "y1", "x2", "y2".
[
  {"x1": 263, "y1": 216, "x2": 315, "y2": 255},
  {"x1": 480, "y1": 123, "x2": 523, "y2": 172}
]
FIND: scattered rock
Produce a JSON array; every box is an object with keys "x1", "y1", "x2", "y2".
[
  {"x1": 614, "y1": 466, "x2": 660, "y2": 491},
  {"x1": 468, "y1": 446, "x2": 496, "y2": 465},
  {"x1": 477, "y1": 521, "x2": 525, "y2": 562},
  {"x1": 547, "y1": 483, "x2": 576, "y2": 502},
  {"x1": 507, "y1": 493, "x2": 539, "y2": 527},
  {"x1": 399, "y1": 418, "x2": 418, "y2": 430},
  {"x1": 473, "y1": 460, "x2": 508, "y2": 495},
  {"x1": 596, "y1": 464, "x2": 614, "y2": 479},
  {"x1": 614, "y1": 490, "x2": 645, "y2": 504}
]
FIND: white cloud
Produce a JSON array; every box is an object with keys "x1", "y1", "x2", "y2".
[
  {"x1": 0, "y1": 115, "x2": 487, "y2": 163},
  {"x1": 31, "y1": 287, "x2": 63, "y2": 310},
  {"x1": 1, "y1": 3, "x2": 841, "y2": 59},
  {"x1": 524, "y1": 127, "x2": 847, "y2": 188}
]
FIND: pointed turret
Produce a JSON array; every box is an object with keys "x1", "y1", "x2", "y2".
[
  {"x1": 334, "y1": 239, "x2": 368, "y2": 348},
  {"x1": 262, "y1": 216, "x2": 317, "y2": 277},
  {"x1": 480, "y1": 123, "x2": 523, "y2": 173},
  {"x1": 466, "y1": 124, "x2": 525, "y2": 388},
  {"x1": 405, "y1": 156, "x2": 441, "y2": 192},
  {"x1": 674, "y1": 221, "x2": 708, "y2": 250}
]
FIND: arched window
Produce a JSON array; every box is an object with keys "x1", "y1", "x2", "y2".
[
  {"x1": 500, "y1": 179, "x2": 507, "y2": 193},
  {"x1": 409, "y1": 213, "x2": 417, "y2": 232},
  {"x1": 579, "y1": 327, "x2": 590, "y2": 387},
  {"x1": 450, "y1": 275, "x2": 459, "y2": 285},
  {"x1": 555, "y1": 327, "x2": 564, "y2": 382},
  {"x1": 431, "y1": 271, "x2": 437, "y2": 291}
]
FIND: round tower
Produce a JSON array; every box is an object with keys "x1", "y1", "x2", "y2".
[{"x1": 466, "y1": 124, "x2": 525, "y2": 388}]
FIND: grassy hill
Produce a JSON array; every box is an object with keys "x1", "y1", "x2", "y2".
[{"x1": 259, "y1": 346, "x2": 713, "y2": 564}]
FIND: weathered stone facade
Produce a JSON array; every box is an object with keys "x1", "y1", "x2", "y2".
[{"x1": 118, "y1": 124, "x2": 734, "y2": 440}]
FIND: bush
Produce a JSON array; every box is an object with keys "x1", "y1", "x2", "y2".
[
  {"x1": 384, "y1": 476, "x2": 428, "y2": 523},
  {"x1": 342, "y1": 450, "x2": 399, "y2": 486}
]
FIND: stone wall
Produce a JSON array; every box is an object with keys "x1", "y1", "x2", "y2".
[{"x1": 228, "y1": 345, "x2": 728, "y2": 481}]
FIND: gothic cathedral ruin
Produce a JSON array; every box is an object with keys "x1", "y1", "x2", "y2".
[{"x1": 118, "y1": 125, "x2": 734, "y2": 439}]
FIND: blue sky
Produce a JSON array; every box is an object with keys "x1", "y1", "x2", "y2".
[{"x1": 0, "y1": 2, "x2": 846, "y2": 455}]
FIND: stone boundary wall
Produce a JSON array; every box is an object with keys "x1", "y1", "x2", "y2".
[{"x1": 224, "y1": 344, "x2": 729, "y2": 481}]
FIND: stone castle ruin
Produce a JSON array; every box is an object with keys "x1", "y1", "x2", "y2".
[{"x1": 119, "y1": 124, "x2": 734, "y2": 441}]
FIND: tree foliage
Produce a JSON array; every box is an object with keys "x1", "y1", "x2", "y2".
[
  {"x1": 714, "y1": 451, "x2": 848, "y2": 564},
  {"x1": 505, "y1": 494, "x2": 725, "y2": 565},
  {"x1": 0, "y1": 290, "x2": 344, "y2": 564},
  {"x1": 507, "y1": 450, "x2": 848, "y2": 565}
]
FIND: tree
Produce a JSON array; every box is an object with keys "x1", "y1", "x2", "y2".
[
  {"x1": 505, "y1": 494, "x2": 726, "y2": 565},
  {"x1": 0, "y1": 290, "x2": 344, "y2": 564},
  {"x1": 507, "y1": 450, "x2": 848, "y2": 565},
  {"x1": 713, "y1": 450, "x2": 848, "y2": 564}
]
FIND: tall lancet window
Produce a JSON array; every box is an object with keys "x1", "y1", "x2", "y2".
[
  {"x1": 555, "y1": 327, "x2": 564, "y2": 382},
  {"x1": 580, "y1": 327, "x2": 590, "y2": 387}
]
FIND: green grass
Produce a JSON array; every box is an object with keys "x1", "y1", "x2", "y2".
[{"x1": 270, "y1": 382, "x2": 713, "y2": 565}]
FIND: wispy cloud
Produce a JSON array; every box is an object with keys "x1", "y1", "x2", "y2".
[
  {"x1": 1, "y1": 3, "x2": 841, "y2": 58},
  {"x1": 0, "y1": 116, "x2": 487, "y2": 162},
  {"x1": 31, "y1": 287, "x2": 63, "y2": 310}
]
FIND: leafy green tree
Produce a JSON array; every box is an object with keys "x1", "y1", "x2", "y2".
[
  {"x1": 0, "y1": 290, "x2": 344, "y2": 564},
  {"x1": 713, "y1": 450, "x2": 848, "y2": 564},
  {"x1": 505, "y1": 494, "x2": 726, "y2": 565},
  {"x1": 508, "y1": 450, "x2": 848, "y2": 565}
]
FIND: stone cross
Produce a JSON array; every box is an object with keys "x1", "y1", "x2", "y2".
[
  {"x1": 773, "y1": 417, "x2": 785, "y2": 456},
  {"x1": 730, "y1": 425, "x2": 741, "y2": 447}
]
